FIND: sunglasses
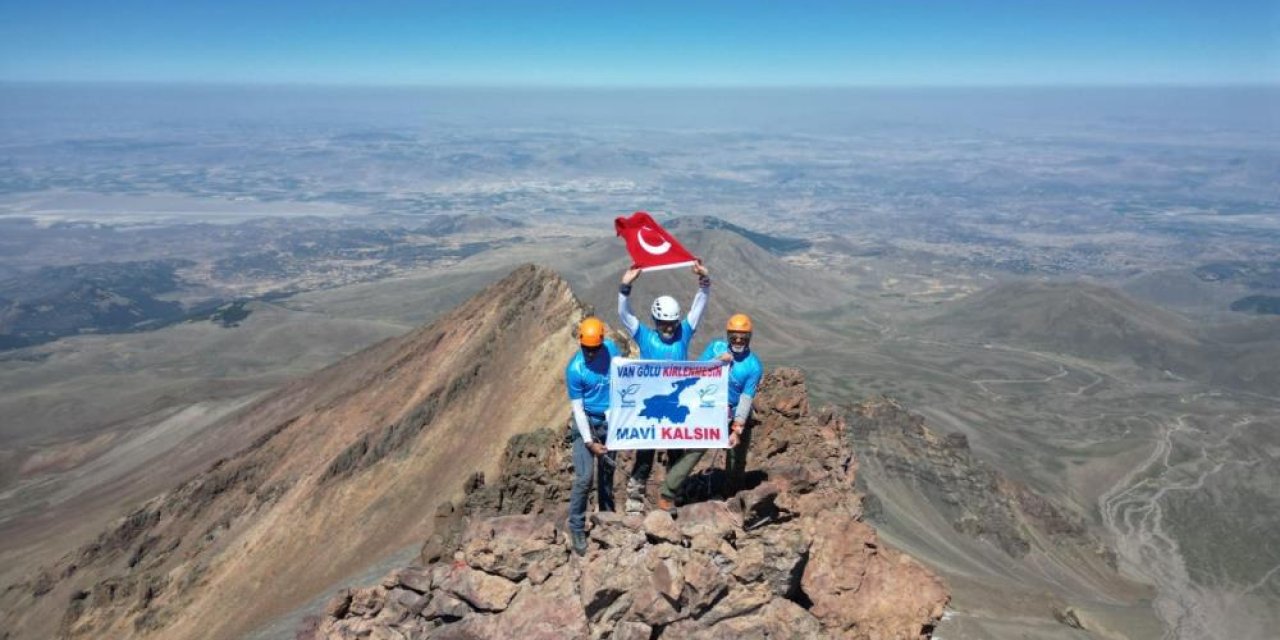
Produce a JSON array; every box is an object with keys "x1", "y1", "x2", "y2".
[{"x1": 728, "y1": 332, "x2": 751, "y2": 343}]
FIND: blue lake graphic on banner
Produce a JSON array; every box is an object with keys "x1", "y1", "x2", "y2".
[{"x1": 639, "y1": 377, "x2": 698, "y2": 424}]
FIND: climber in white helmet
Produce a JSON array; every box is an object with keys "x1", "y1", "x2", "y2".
[{"x1": 617, "y1": 260, "x2": 711, "y2": 511}]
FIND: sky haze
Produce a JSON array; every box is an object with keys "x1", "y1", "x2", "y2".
[{"x1": 1, "y1": 0, "x2": 1276, "y2": 86}]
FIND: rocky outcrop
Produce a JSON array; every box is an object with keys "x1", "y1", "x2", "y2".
[
  {"x1": 311, "y1": 369, "x2": 949, "y2": 639},
  {"x1": 851, "y1": 397, "x2": 1113, "y2": 565}
]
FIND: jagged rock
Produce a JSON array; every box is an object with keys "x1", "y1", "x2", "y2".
[
  {"x1": 395, "y1": 566, "x2": 433, "y2": 594},
  {"x1": 435, "y1": 569, "x2": 588, "y2": 640},
  {"x1": 627, "y1": 584, "x2": 685, "y2": 627},
  {"x1": 802, "y1": 512, "x2": 948, "y2": 638},
  {"x1": 679, "y1": 552, "x2": 729, "y2": 614},
  {"x1": 420, "y1": 500, "x2": 467, "y2": 565},
  {"x1": 589, "y1": 512, "x2": 646, "y2": 552},
  {"x1": 732, "y1": 481, "x2": 783, "y2": 526},
  {"x1": 348, "y1": 587, "x2": 385, "y2": 618},
  {"x1": 675, "y1": 501, "x2": 742, "y2": 549},
  {"x1": 324, "y1": 589, "x2": 352, "y2": 619},
  {"x1": 465, "y1": 428, "x2": 573, "y2": 517},
  {"x1": 1054, "y1": 606, "x2": 1085, "y2": 629},
  {"x1": 611, "y1": 621, "x2": 653, "y2": 640},
  {"x1": 758, "y1": 367, "x2": 809, "y2": 419},
  {"x1": 435, "y1": 564, "x2": 520, "y2": 613},
  {"x1": 651, "y1": 557, "x2": 684, "y2": 601},
  {"x1": 693, "y1": 583, "x2": 774, "y2": 627},
  {"x1": 642, "y1": 510, "x2": 682, "y2": 544},
  {"x1": 668, "y1": 597, "x2": 822, "y2": 639},
  {"x1": 422, "y1": 591, "x2": 471, "y2": 621},
  {"x1": 460, "y1": 515, "x2": 565, "y2": 582},
  {"x1": 580, "y1": 545, "x2": 649, "y2": 625},
  {"x1": 749, "y1": 520, "x2": 810, "y2": 599},
  {"x1": 389, "y1": 587, "x2": 426, "y2": 614}
]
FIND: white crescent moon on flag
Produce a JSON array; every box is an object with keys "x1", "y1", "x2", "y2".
[{"x1": 637, "y1": 227, "x2": 671, "y2": 255}]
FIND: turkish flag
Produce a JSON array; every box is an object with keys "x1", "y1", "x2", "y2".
[{"x1": 615, "y1": 212, "x2": 698, "y2": 271}]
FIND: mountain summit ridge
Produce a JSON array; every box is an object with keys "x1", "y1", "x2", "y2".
[{"x1": 311, "y1": 368, "x2": 949, "y2": 639}]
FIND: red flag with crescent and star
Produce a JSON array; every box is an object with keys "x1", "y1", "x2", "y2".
[{"x1": 614, "y1": 211, "x2": 698, "y2": 271}]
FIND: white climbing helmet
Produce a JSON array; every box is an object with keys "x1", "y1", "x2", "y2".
[{"x1": 650, "y1": 295, "x2": 681, "y2": 322}]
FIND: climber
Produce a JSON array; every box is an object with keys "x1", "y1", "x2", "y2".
[
  {"x1": 701, "y1": 313, "x2": 764, "y2": 496},
  {"x1": 564, "y1": 316, "x2": 621, "y2": 555},
  {"x1": 618, "y1": 261, "x2": 711, "y2": 511}
]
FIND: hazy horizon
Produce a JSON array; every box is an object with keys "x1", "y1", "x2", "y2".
[{"x1": 3, "y1": 1, "x2": 1275, "y2": 85}]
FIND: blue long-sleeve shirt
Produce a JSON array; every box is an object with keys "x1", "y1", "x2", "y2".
[
  {"x1": 701, "y1": 339, "x2": 763, "y2": 423},
  {"x1": 566, "y1": 338, "x2": 620, "y2": 442}
]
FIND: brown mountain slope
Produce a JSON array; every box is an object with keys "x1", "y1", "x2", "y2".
[{"x1": 0, "y1": 264, "x2": 583, "y2": 640}]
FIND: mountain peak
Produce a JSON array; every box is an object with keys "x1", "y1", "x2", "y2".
[{"x1": 664, "y1": 215, "x2": 812, "y2": 254}]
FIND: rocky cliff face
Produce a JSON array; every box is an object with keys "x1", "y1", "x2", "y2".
[
  {"x1": 850, "y1": 398, "x2": 1112, "y2": 564},
  {"x1": 0, "y1": 265, "x2": 583, "y2": 640},
  {"x1": 310, "y1": 369, "x2": 949, "y2": 640}
]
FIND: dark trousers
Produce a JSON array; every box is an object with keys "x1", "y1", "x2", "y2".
[
  {"x1": 568, "y1": 415, "x2": 616, "y2": 535},
  {"x1": 725, "y1": 418, "x2": 753, "y2": 496},
  {"x1": 630, "y1": 449, "x2": 657, "y2": 486},
  {"x1": 661, "y1": 449, "x2": 706, "y2": 500}
]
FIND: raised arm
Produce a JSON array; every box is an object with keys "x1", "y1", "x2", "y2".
[
  {"x1": 617, "y1": 267, "x2": 642, "y2": 336},
  {"x1": 687, "y1": 262, "x2": 711, "y2": 331}
]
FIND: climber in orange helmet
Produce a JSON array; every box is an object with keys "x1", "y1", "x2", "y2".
[
  {"x1": 564, "y1": 316, "x2": 621, "y2": 555},
  {"x1": 701, "y1": 313, "x2": 764, "y2": 496}
]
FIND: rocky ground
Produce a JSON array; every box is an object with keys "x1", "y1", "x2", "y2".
[{"x1": 307, "y1": 369, "x2": 949, "y2": 639}]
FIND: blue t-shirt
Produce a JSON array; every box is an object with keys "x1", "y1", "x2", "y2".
[
  {"x1": 565, "y1": 338, "x2": 620, "y2": 415},
  {"x1": 700, "y1": 339, "x2": 763, "y2": 407},
  {"x1": 632, "y1": 320, "x2": 695, "y2": 360}
]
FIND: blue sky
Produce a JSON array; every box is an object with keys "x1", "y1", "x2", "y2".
[{"x1": 1, "y1": 1, "x2": 1275, "y2": 86}]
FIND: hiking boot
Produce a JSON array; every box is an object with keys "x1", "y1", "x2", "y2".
[
  {"x1": 570, "y1": 530, "x2": 588, "y2": 556},
  {"x1": 625, "y1": 478, "x2": 646, "y2": 514},
  {"x1": 626, "y1": 477, "x2": 644, "y2": 500},
  {"x1": 656, "y1": 496, "x2": 676, "y2": 513}
]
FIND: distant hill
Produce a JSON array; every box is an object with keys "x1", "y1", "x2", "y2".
[
  {"x1": 1193, "y1": 260, "x2": 1280, "y2": 289},
  {"x1": 1230, "y1": 295, "x2": 1280, "y2": 315},
  {"x1": 415, "y1": 213, "x2": 526, "y2": 236},
  {"x1": 540, "y1": 224, "x2": 867, "y2": 355},
  {"x1": 0, "y1": 265, "x2": 581, "y2": 640},
  {"x1": 923, "y1": 280, "x2": 1280, "y2": 394},
  {"x1": 0, "y1": 259, "x2": 194, "y2": 349},
  {"x1": 925, "y1": 281, "x2": 1201, "y2": 368},
  {"x1": 665, "y1": 215, "x2": 811, "y2": 254}
]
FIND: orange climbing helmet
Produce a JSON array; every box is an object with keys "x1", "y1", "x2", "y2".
[
  {"x1": 726, "y1": 313, "x2": 753, "y2": 333},
  {"x1": 578, "y1": 317, "x2": 606, "y2": 347}
]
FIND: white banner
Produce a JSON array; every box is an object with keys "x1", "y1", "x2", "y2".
[{"x1": 606, "y1": 358, "x2": 730, "y2": 450}]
